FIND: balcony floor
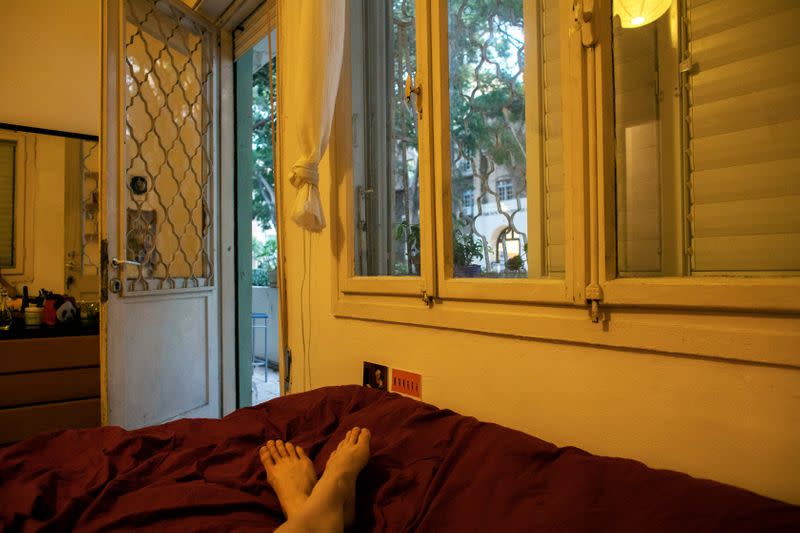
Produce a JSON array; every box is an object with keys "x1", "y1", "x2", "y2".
[{"x1": 252, "y1": 366, "x2": 280, "y2": 405}]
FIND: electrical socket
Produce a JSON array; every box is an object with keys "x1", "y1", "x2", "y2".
[{"x1": 391, "y1": 368, "x2": 422, "y2": 399}]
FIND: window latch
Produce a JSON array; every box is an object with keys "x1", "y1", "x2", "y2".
[
  {"x1": 421, "y1": 291, "x2": 433, "y2": 307},
  {"x1": 585, "y1": 283, "x2": 603, "y2": 323},
  {"x1": 405, "y1": 74, "x2": 423, "y2": 120}
]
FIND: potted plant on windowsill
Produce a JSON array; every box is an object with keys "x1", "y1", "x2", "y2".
[{"x1": 453, "y1": 227, "x2": 483, "y2": 277}]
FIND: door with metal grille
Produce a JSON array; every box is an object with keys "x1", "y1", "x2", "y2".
[{"x1": 101, "y1": 0, "x2": 220, "y2": 428}]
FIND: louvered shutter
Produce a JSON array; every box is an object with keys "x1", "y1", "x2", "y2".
[
  {"x1": 0, "y1": 141, "x2": 15, "y2": 268},
  {"x1": 543, "y1": 0, "x2": 564, "y2": 275},
  {"x1": 687, "y1": 0, "x2": 800, "y2": 272}
]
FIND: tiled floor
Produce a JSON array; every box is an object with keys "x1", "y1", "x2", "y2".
[{"x1": 252, "y1": 366, "x2": 280, "y2": 405}]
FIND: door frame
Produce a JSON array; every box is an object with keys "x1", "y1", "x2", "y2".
[
  {"x1": 100, "y1": 0, "x2": 287, "y2": 421},
  {"x1": 219, "y1": 0, "x2": 288, "y2": 411}
]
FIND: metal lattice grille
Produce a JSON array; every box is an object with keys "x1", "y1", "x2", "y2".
[{"x1": 123, "y1": 0, "x2": 214, "y2": 292}]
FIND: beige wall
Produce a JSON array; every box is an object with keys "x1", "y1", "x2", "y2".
[
  {"x1": 280, "y1": 162, "x2": 800, "y2": 505},
  {"x1": 0, "y1": 0, "x2": 100, "y2": 136},
  {"x1": 278, "y1": 93, "x2": 800, "y2": 509}
]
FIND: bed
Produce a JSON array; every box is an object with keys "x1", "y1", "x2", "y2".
[{"x1": 1, "y1": 385, "x2": 798, "y2": 532}]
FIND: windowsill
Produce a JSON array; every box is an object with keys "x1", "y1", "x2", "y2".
[
  {"x1": 601, "y1": 277, "x2": 800, "y2": 313},
  {"x1": 333, "y1": 291, "x2": 800, "y2": 369}
]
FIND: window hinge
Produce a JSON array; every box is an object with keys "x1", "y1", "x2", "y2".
[
  {"x1": 421, "y1": 291, "x2": 434, "y2": 307},
  {"x1": 405, "y1": 74, "x2": 423, "y2": 120},
  {"x1": 574, "y1": 0, "x2": 597, "y2": 48},
  {"x1": 585, "y1": 283, "x2": 603, "y2": 323}
]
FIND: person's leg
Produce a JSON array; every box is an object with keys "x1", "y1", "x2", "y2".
[
  {"x1": 259, "y1": 439, "x2": 318, "y2": 519},
  {"x1": 271, "y1": 427, "x2": 371, "y2": 533}
]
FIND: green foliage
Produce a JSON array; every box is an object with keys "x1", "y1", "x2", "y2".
[
  {"x1": 452, "y1": 225, "x2": 483, "y2": 267},
  {"x1": 252, "y1": 268, "x2": 269, "y2": 287},
  {"x1": 251, "y1": 58, "x2": 278, "y2": 231},
  {"x1": 448, "y1": 0, "x2": 525, "y2": 173},
  {"x1": 506, "y1": 254, "x2": 523, "y2": 271},
  {"x1": 393, "y1": 220, "x2": 420, "y2": 253},
  {"x1": 252, "y1": 238, "x2": 278, "y2": 271}
]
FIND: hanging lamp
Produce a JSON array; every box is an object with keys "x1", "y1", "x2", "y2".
[{"x1": 613, "y1": 0, "x2": 671, "y2": 28}]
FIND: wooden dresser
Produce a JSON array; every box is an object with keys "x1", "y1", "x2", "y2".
[{"x1": 0, "y1": 335, "x2": 100, "y2": 444}]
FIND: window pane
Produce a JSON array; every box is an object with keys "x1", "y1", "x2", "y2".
[
  {"x1": 448, "y1": 0, "x2": 564, "y2": 279},
  {"x1": 613, "y1": 0, "x2": 800, "y2": 276},
  {"x1": 352, "y1": 0, "x2": 421, "y2": 276}
]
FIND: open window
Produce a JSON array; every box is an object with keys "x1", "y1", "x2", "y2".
[
  {"x1": 337, "y1": 0, "x2": 573, "y2": 306},
  {"x1": 338, "y1": 0, "x2": 436, "y2": 298}
]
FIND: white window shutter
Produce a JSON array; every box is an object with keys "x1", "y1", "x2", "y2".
[{"x1": 688, "y1": 0, "x2": 800, "y2": 272}]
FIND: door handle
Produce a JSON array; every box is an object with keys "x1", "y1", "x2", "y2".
[{"x1": 111, "y1": 258, "x2": 141, "y2": 268}]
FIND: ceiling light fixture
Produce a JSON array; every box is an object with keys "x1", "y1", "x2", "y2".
[{"x1": 614, "y1": 0, "x2": 671, "y2": 28}]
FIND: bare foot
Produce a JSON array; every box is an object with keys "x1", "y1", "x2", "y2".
[
  {"x1": 325, "y1": 427, "x2": 371, "y2": 527},
  {"x1": 260, "y1": 439, "x2": 318, "y2": 519}
]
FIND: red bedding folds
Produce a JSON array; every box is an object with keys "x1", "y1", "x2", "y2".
[{"x1": 1, "y1": 385, "x2": 798, "y2": 532}]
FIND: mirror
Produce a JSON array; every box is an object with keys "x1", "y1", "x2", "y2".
[{"x1": 0, "y1": 127, "x2": 100, "y2": 302}]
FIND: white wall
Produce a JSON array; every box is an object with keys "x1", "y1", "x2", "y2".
[
  {"x1": 280, "y1": 164, "x2": 800, "y2": 506},
  {"x1": 252, "y1": 286, "x2": 279, "y2": 365},
  {"x1": 0, "y1": 0, "x2": 100, "y2": 136}
]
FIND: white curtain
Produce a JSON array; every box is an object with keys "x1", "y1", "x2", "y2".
[{"x1": 284, "y1": 0, "x2": 346, "y2": 232}]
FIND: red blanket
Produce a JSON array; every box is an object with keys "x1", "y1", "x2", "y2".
[{"x1": 1, "y1": 385, "x2": 798, "y2": 532}]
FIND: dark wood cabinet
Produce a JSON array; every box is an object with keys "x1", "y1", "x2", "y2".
[{"x1": 0, "y1": 335, "x2": 100, "y2": 444}]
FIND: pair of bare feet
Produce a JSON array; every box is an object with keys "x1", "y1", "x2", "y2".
[{"x1": 259, "y1": 427, "x2": 371, "y2": 533}]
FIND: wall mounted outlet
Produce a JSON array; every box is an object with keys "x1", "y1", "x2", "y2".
[{"x1": 391, "y1": 368, "x2": 422, "y2": 399}]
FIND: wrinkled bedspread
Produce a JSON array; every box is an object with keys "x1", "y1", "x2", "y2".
[{"x1": 1, "y1": 385, "x2": 798, "y2": 532}]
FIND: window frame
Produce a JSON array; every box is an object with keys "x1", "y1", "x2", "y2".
[
  {"x1": 430, "y1": 0, "x2": 577, "y2": 304},
  {"x1": 594, "y1": 0, "x2": 800, "y2": 313},
  {"x1": 334, "y1": 0, "x2": 438, "y2": 299},
  {"x1": 330, "y1": 0, "x2": 800, "y2": 365}
]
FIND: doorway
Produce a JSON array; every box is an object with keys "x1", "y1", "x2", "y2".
[{"x1": 234, "y1": 11, "x2": 280, "y2": 407}]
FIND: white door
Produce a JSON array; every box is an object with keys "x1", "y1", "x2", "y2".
[{"x1": 101, "y1": 0, "x2": 220, "y2": 429}]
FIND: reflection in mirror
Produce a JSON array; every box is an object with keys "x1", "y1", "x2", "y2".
[
  {"x1": 65, "y1": 138, "x2": 101, "y2": 297},
  {"x1": 0, "y1": 128, "x2": 100, "y2": 326},
  {"x1": 0, "y1": 126, "x2": 100, "y2": 338}
]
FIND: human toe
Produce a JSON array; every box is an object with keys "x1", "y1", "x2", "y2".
[
  {"x1": 285, "y1": 441, "x2": 297, "y2": 458},
  {"x1": 276, "y1": 440, "x2": 288, "y2": 458}
]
